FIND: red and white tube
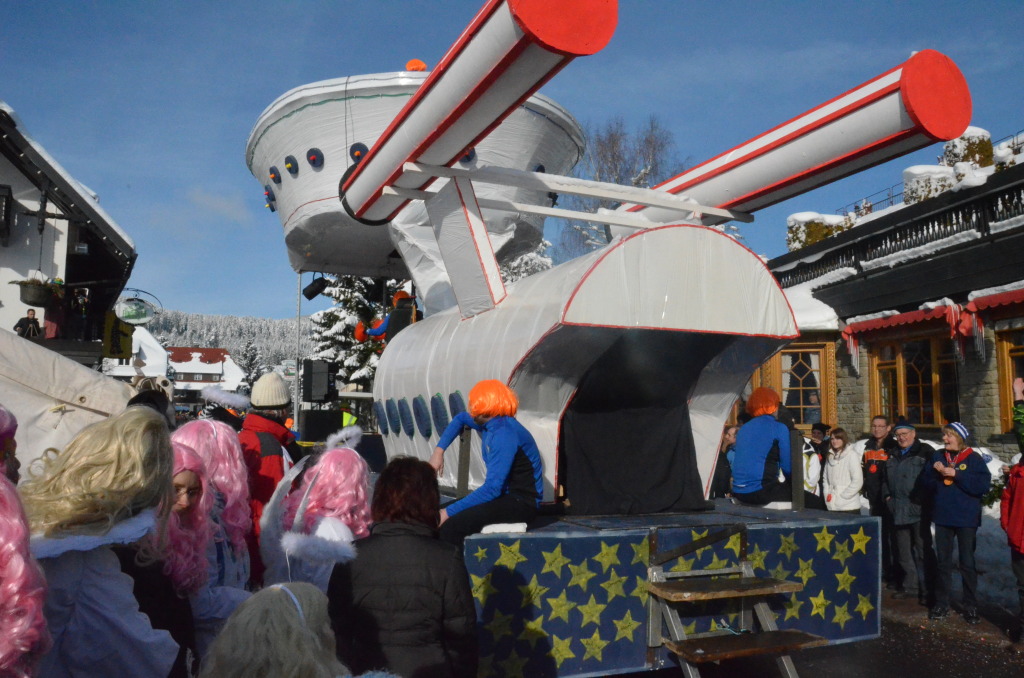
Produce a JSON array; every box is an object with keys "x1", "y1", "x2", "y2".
[
  {"x1": 623, "y1": 49, "x2": 972, "y2": 223},
  {"x1": 340, "y1": 0, "x2": 617, "y2": 224}
]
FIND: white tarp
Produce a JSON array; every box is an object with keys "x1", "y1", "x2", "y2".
[{"x1": 0, "y1": 331, "x2": 133, "y2": 475}]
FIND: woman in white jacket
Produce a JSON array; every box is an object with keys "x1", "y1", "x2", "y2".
[
  {"x1": 23, "y1": 407, "x2": 179, "y2": 678},
  {"x1": 822, "y1": 428, "x2": 863, "y2": 513}
]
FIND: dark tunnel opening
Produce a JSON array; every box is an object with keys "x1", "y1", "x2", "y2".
[{"x1": 560, "y1": 329, "x2": 733, "y2": 515}]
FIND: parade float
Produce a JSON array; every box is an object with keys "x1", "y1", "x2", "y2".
[{"x1": 247, "y1": 1, "x2": 971, "y2": 674}]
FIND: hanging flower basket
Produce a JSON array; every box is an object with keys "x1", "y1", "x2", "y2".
[{"x1": 8, "y1": 279, "x2": 62, "y2": 307}]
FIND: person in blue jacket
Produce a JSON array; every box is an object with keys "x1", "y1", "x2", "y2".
[
  {"x1": 429, "y1": 380, "x2": 543, "y2": 547},
  {"x1": 920, "y1": 421, "x2": 992, "y2": 624},
  {"x1": 731, "y1": 387, "x2": 792, "y2": 505}
]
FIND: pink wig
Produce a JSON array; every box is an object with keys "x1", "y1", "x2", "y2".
[
  {"x1": 0, "y1": 404, "x2": 16, "y2": 480},
  {"x1": 160, "y1": 443, "x2": 215, "y2": 594},
  {"x1": 282, "y1": 448, "x2": 371, "y2": 538},
  {"x1": 0, "y1": 475, "x2": 50, "y2": 677},
  {"x1": 172, "y1": 419, "x2": 251, "y2": 556}
]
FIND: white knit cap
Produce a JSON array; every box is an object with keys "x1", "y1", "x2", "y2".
[{"x1": 251, "y1": 372, "x2": 291, "y2": 408}]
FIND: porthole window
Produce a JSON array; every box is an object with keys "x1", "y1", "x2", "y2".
[
  {"x1": 397, "y1": 399, "x2": 414, "y2": 437},
  {"x1": 413, "y1": 396, "x2": 432, "y2": 438},
  {"x1": 430, "y1": 393, "x2": 449, "y2": 434},
  {"x1": 449, "y1": 391, "x2": 466, "y2": 417},
  {"x1": 373, "y1": 401, "x2": 389, "y2": 435},
  {"x1": 385, "y1": 399, "x2": 400, "y2": 436}
]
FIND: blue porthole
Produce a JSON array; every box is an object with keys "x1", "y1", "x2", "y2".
[
  {"x1": 397, "y1": 399, "x2": 414, "y2": 437},
  {"x1": 412, "y1": 396, "x2": 431, "y2": 438},
  {"x1": 373, "y1": 401, "x2": 389, "y2": 435},
  {"x1": 349, "y1": 142, "x2": 368, "y2": 163},
  {"x1": 430, "y1": 394, "x2": 449, "y2": 433},
  {"x1": 307, "y1": 148, "x2": 324, "y2": 168},
  {"x1": 269, "y1": 166, "x2": 282, "y2": 184},
  {"x1": 284, "y1": 155, "x2": 299, "y2": 175},
  {"x1": 385, "y1": 399, "x2": 400, "y2": 436},
  {"x1": 449, "y1": 391, "x2": 466, "y2": 418}
]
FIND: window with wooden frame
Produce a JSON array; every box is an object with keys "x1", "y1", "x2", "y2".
[
  {"x1": 755, "y1": 341, "x2": 836, "y2": 430},
  {"x1": 868, "y1": 336, "x2": 959, "y2": 427},
  {"x1": 995, "y1": 324, "x2": 1024, "y2": 432}
]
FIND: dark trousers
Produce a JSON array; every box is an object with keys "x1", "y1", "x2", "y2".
[
  {"x1": 733, "y1": 481, "x2": 791, "y2": 506},
  {"x1": 1012, "y1": 550, "x2": 1024, "y2": 623},
  {"x1": 440, "y1": 494, "x2": 537, "y2": 548},
  {"x1": 894, "y1": 521, "x2": 928, "y2": 596},
  {"x1": 934, "y1": 524, "x2": 978, "y2": 609}
]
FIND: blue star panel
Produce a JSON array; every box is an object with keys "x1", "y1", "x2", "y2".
[{"x1": 464, "y1": 504, "x2": 880, "y2": 677}]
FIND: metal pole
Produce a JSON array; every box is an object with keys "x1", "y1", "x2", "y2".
[{"x1": 294, "y1": 273, "x2": 301, "y2": 428}]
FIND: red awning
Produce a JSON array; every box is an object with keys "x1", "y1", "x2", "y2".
[
  {"x1": 965, "y1": 288, "x2": 1024, "y2": 313},
  {"x1": 842, "y1": 307, "x2": 949, "y2": 339}
]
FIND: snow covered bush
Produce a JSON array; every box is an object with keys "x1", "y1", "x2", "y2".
[
  {"x1": 903, "y1": 166, "x2": 956, "y2": 205},
  {"x1": 942, "y1": 126, "x2": 992, "y2": 168},
  {"x1": 785, "y1": 211, "x2": 853, "y2": 251}
]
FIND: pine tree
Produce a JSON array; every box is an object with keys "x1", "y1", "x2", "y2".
[
  {"x1": 235, "y1": 337, "x2": 266, "y2": 388},
  {"x1": 309, "y1": 275, "x2": 397, "y2": 388}
]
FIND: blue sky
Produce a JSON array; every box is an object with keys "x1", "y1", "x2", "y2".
[{"x1": 2, "y1": 1, "x2": 1021, "y2": 319}]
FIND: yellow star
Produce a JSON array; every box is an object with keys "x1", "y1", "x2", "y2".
[
  {"x1": 495, "y1": 540, "x2": 528, "y2": 570},
  {"x1": 548, "y1": 634, "x2": 575, "y2": 668},
  {"x1": 546, "y1": 589, "x2": 577, "y2": 623},
  {"x1": 832, "y1": 601, "x2": 852, "y2": 630},
  {"x1": 630, "y1": 537, "x2": 650, "y2": 566},
  {"x1": 794, "y1": 558, "x2": 816, "y2": 586},
  {"x1": 748, "y1": 543, "x2": 769, "y2": 571},
  {"x1": 499, "y1": 651, "x2": 529, "y2": 678},
  {"x1": 630, "y1": 576, "x2": 649, "y2": 605},
  {"x1": 670, "y1": 556, "x2": 695, "y2": 572},
  {"x1": 770, "y1": 561, "x2": 792, "y2": 582},
  {"x1": 784, "y1": 593, "x2": 804, "y2": 620},
  {"x1": 810, "y1": 590, "x2": 829, "y2": 618},
  {"x1": 614, "y1": 610, "x2": 642, "y2": 642},
  {"x1": 855, "y1": 594, "x2": 875, "y2": 620},
  {"x1": 568, "y1": 560, "x2": 597, "y2": 591},
  {"x1": 476, "y1": 655, "x2": 494, "y2": 678},
  {"x1": 518, "y1": 574, "x2": 550, "y2": 610},
  {"x1": 691, "y1": 529, "x2": 710, "y2": 558},
  {"x1": 706, "y1": 552, "x2": 731, "y2": 570},
  {"x1": 835, "y1": 566, "x2": 856, "y2": 593},
  {"x1": 813, "y1": 526, "x2": 835, "y2": 553},
  {"x1": 778, "y1": 533, "x2": 799, "y2": 561},
  {"x1": 726, "y1": 532, "x2": 743, "y2": 558},
  {"x1": 473, "y1": 545, "x2": 488, "y2": 562},
  {"x1": 520, "y1": 614, "x2": 548, "y2": 648},
  {"x1": 600, "y1": 568, "x2": 628, "y2": 601},
  {"x1": 683, "y1": 619, "x2": 697, "y2": 635},
  {"x1": 832, "y1": 539, "x2": 853, "y2": 566},
  {"x1": 581, "y1": 629, "x2": 610, "y2": 662},
  {"x1": 470, "y1": 572, "x2": 498, "y2": 605},
  {"x1": 541, "y1": 543, "x2": 571, "y2": 578},
  {"x1": 593, "y1": 541, "x2": 621, "y2": 573},
  {"x1": 487, "y1": 609, "x2": 513, "y2": 640},
  {"x1": 850, "y1": 527, "x2": 871, "y2": 554},
  {"x1": 578, "y1": 594, "x2": 607, "y2": 627}
]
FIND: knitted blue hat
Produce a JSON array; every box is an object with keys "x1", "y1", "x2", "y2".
[{"x1": 947, "y1": 421, "x2": 970, "y2": 441}]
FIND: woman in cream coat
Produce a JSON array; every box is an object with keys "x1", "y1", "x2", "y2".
[{"x1": 822, "y1": 428, "x2": 863, "y2": 513}]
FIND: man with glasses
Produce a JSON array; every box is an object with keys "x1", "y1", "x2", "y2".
[
  {"x1": 863, "y1": 415, "x2": 898, "y2": 586},
  {"x1": 884, "y1": 423, "x2": 934, "y2": 605}
]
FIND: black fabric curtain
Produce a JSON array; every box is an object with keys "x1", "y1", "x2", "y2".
[{"x1": 561, "y1": 331, "x2": 724, "y2": 515}]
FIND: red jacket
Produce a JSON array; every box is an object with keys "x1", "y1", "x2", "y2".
[
  {"x1": 1002, "y1": 463, "x2": 1024, "y2": 555},
  {"x1": 238, "y1": 413, "x2": 295, "y2": 584}
]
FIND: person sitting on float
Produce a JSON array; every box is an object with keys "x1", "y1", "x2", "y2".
[
  {"x1": 354, "y1": 290, "x2": 420, "y2": 344},
  {"x1": 730, "y1": 386, "x2": 793, "y2": 505},
  {"x1": 429, "y1": 380, "x2": 543, "y2": 546}
]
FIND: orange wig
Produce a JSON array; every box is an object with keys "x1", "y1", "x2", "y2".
[
  {"x1": 745, "y1": 387, "x2": 780, "y2": 417},
  {"x1": 468, "y1": 380, "x2": 518, "y2": 418}
]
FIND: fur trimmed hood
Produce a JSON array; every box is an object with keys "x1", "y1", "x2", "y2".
[
  {"x1": 201, "y1": 386, "x2": 251, "y2": 410},
  {"x1": 280, "y1": 517, "x2": 356, "y2": 564},
  {"x1": 30, "y1": 508, "x2": 157, "y2": 560}
]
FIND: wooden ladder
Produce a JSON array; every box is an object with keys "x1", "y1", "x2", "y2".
[{"x1": 646, "y1": 524, "x2": 826, "y2": 678}]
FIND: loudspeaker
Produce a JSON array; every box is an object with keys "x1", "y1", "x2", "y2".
[{"x1": 302, "y1": 359, "x2": 333, "y2": 402}]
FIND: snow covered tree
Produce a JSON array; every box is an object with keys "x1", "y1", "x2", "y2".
[
  {"x1": 552, "y1": 115, "x2": 691, "y2": 263},
  {"x1": 234, "y1": 337, "x2": 267, "y2": 388},
  {"x1": 309, "y1": 275, "x2": 398, "y2": 388},
  {"x1": 500, "y1": 238, "x2": 553, "y2": 284}
]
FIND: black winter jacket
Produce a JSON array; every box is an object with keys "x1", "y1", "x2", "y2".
[
  {"x1": 882, "y1": 440, "x2": 929, "y2": 525},
  {"x1": 328, "y1": 521, "x2": 478, "y2": 678}
]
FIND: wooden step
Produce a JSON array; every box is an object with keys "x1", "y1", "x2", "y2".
[
  {"x1": 647, "y1": 576, "x2": 802, "y2": 602},
  {"x1": 665, "y1": 629, "x2": 827, "y2": 663}
]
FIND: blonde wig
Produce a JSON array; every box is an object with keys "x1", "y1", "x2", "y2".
[
  {"x1": 21, "y1": 407, "x2": 174, "y2": 538},
  {"x1": 199, "y1": 581, "x2": 348, "y2": 678}
]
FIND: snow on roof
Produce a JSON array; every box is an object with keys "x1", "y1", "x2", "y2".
[
  {"x1": 167, "y1": 347, "x2": 230, "y2": 370},
  {"x1": 781, "y1": 267, "x2": 857, "y2": 332},
  {"x1": 0, "y1": 100, "x2": 135, "y2": 253}
]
